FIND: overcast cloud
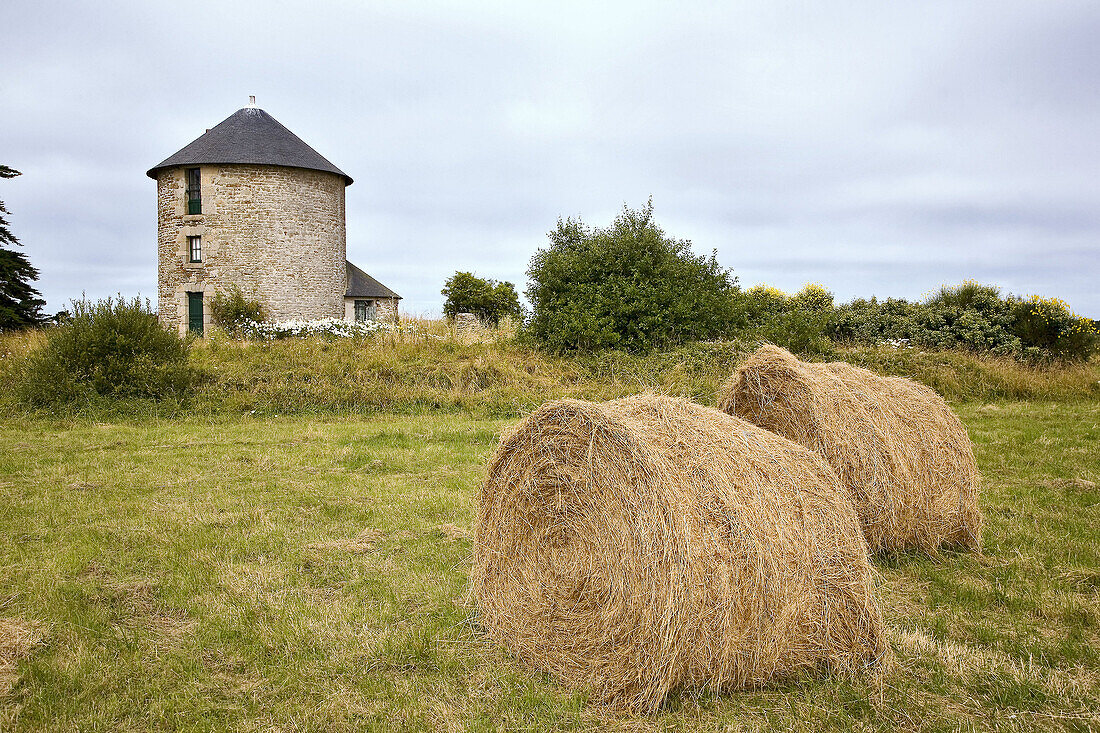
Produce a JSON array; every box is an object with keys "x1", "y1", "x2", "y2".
[{"x1": 4, "y1": 0, "x2": 1099, "y2": 316}]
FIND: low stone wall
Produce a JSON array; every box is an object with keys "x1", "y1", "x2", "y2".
[{"x1": 453, "y1": 313, "x2": 480, "y2": 332}]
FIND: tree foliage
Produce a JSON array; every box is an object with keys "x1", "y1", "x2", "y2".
[
  {"x1": 0, "y1": 165, "x2": 46, "y2": 330},
  {"x1": 441, "y1": 272, "x2": 522, "y2": 326},
  {"x1": 525, "y1": 200, "x2": 739, "y2": 352}
]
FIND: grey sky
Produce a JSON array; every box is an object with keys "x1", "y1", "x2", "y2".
[{"x1": 4, "y1": 0, "x2": 1099, "y2": 317}]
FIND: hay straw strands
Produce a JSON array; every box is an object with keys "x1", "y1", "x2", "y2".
[
  {"x1": 720, "y1": 345, "x2": 983, "y2": 554},
  {"x1": 471, "y1": 394, "x2": 887, "y2": 712}
]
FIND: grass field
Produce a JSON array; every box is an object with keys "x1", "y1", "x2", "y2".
[{"x1": 1, "y1": 400, "x2": 1098, "y2": 731}]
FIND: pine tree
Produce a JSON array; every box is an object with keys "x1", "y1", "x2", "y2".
[{"x1": 0, "y1": 165, "x2": 46, "y2": 330}]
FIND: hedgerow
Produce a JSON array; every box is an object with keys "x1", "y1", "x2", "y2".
[{"x1": 829, "y1": 282, "x2": 1097, "y2": 361}]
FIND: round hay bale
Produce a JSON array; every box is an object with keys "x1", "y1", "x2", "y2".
[
  {"x1": 719, "y1": 345, "x2": 983, "y2": 554},
  {"x1": 470, "y1": 394, "x2": 887, "y2": 712}
]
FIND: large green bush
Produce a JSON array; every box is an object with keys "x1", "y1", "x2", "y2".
[
  {"x1": 525, "y1": 201, "x2": 739, "y2": 352},
  {"x1": 17, "y1": 295, "x2": 198, "y2": 406}
]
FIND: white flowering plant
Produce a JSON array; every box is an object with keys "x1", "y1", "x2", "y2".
[{"x1": 238, "y1": 318, "x2": 413, "y2": 339}]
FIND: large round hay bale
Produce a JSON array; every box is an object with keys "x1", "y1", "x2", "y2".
[
  {"x1": 719, "y1": 345, "x2": 983, "y2": 554},
  {"x1": 470, "y1": 394, "x2": 886, "y2": 712}
]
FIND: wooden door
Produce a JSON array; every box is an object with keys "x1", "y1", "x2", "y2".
[{"x1": 187, "y1": 292, "x2": 204, "y2": 336}]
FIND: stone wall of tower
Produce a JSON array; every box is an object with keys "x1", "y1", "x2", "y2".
[{"x1": 157, "y1": 164, "x2": 346, "y2": 332}]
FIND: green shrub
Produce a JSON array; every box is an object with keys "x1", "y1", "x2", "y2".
[
  {"x1": 789, "y1": 283, "x2": 834, "y2": 312},
  {"x1": 914, "y1": 282, "x2": 1020, "y2": 354},
  {"x1": 751, "y1": 310, "x2": 834, "y2": 357},
  {"x1": 829, "y1": 297, "x2": 915, "y2": 344},
  {"x1": 731, "y1": 284, "x2": 833, "y2": 356},
  {"x1": 210, "y1": 285, "x2": 265, "y2": 334},
  {"x1": 17, "y1": 295, "x2": 198, "y2": 407},
  {"x1": 525, "y1": 200, "x2": 740, "y2": 352},
  {"x1": 831, "y1": 288, "x2": 1018, "y2": 353},
  {"x1": 735, "y1": 285, "x2": 788, "y2": 323},
  {"x1": 925, "y1": 281, "x2": 1003, "y2": 310},
  {"x1": 441, "y1": 272, "x2": 522, "y2": 326}
]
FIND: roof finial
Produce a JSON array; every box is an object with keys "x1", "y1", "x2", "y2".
[{"x1": 248, "y1": 95, "x2": 257, "y2": 108}]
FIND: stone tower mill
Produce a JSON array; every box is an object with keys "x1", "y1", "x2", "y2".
[{"x1": 147, "y1": 98, "x2": 399, "y2": 334}]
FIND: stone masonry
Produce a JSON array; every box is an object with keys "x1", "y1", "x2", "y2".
[{"x1": 157, "y1": 164, "x2": 346, "y2": 332}]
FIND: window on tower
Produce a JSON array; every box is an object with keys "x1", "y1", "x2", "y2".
[
  {"x1": 188, "y1": 235, "x2": 202, "y2": 263},
  {"x1": 186, "y1": 168, "x2": 202, "y2": 214}
]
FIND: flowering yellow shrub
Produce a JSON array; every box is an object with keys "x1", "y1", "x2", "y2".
[
  {"x1": 745, "y1": 284, "x2": 788, "y2": 301},
  {"x1": 1012, "y1": 295, "x2": 1098, "y2": 361},
  {"x1": 791, "y1": 283, "x2": 834, "y2": 311}
]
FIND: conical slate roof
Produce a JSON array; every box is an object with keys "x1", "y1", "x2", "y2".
[{"x1": 147, "y1": 107, "x2": 352, "y2": 185}]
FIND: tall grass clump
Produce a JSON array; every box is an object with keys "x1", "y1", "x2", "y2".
[
  {"x1": 836, "y1": 345, "x2": 1100, "y2": 402},
  {"x1": 185, "y1": 329, "x2": 1099, "y2": 418},
  {"x1": 16, "y1": 295, "x2": 198, "y2": 408},
  {"x1": 188, "y1": 334, "x2": 585, "y2": 417}
]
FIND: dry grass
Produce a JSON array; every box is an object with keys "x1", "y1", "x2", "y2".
[
  {"x1": 0, "y1": 330, "x2": 45, "y2": 376},
  {"x1": 839, "y1": 344, "x2": 1100, "y2": 402},
  {"x1": 381, "y1": 314, "x2": 519, "y2": 345},
  {"x1": 0, "y1": 618, "x2": 44, "y2": 697},
  {"x1": 436, "y1": 523, "x2": 470, "y2": 542},
  {"x1": 722, "y1": 345, "x2": 983, "y2": 554},
  {"x1": 306, "y1": 527, "x2": 385, "y2": 554},
  {"x1": 471, "y1": 394, "x2": 887, "y2": 712}
]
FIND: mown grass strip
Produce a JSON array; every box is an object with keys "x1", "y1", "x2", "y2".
[{"x1": 0, "y1": 404, "x2": 1097, "y2": 730}]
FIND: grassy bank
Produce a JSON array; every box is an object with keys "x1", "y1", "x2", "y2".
[
  {"x1": 185, "y1": 336, "x2": 1100, "y2": 415},
  {"x1": 0, "y1": 403, "x2": 1097, "y2": 730},
  {"x1": 5, "y1": 320, "x2": 1100, "y2": 421},
  {"x1": 6, "y1": 327, "x2": 1096, "y2": 420},
  {"x1": 838, "y1": 345, "x2": 1100, "y2": 402}
]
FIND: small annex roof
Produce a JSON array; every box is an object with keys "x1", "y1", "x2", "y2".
[
  {"x1": 147, "y1": 105, "x2": 352, "y2": 185},
  {"x1": 346, "y1": 260, "x2": 401, "y2": 300}
]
